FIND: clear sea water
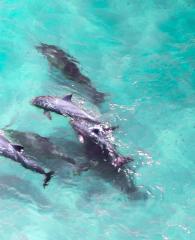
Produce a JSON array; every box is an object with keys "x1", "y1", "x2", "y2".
[{"x1": 0, "y1": 0, "x2": 195, "y2": 239}]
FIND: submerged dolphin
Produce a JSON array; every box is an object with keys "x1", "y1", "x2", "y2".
[
  {"x1": 5, "y1": 129, "x2": 76, "y2": 167},
  {"x1": 0, "y1": 133, "x2": 54, "y2": 187},
  {"x1": 36, "y1": 43, "x2": 106, "y2": 104},
  {"x1": 5, "y1": 129, "x2": 86, "y2": 184},
  {"x1": 31, "y1": 94, "x2": 99, "y2": 123}
]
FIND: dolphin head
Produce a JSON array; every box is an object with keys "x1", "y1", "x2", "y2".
[
  {"x1": 36, "y1": 43, "x2": 59, "y2": 58},
  {"x1": 31, "y1": 96, "x2": 45, "y2": 108},
  {"x1": 35, "y1": 43, "x2": 50, "y2": 54},
  {"x1": 35, "y1": 43, "x2": 69, "y2": 69},
  {"x1": 31, "y1": 96, "x2": 53, "y2": 109}
]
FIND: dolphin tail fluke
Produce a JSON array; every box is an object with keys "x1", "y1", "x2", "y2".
[
  {"x1": 43, "y1": 171, "x2": 55, "y2": 188},
  {"x1": 82, "y1": 83, "x2": 110, "y2": 105}
]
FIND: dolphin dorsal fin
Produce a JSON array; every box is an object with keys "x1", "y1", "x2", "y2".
[
  {"x1": 12, "y1": 144, "x2": 24, "y2": 153},
  {"x1": 62, "y1": 94, "x2": 72, "y2": 101},
  {"x1": 103, "y1": 125, "x2": 119, "y2": 132}
]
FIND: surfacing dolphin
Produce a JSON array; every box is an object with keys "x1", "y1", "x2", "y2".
[
  {"x1": 70, "y1": 119, "x2": 145, "y2": 198},
  {"x1": 36, "y1": 43, "x2": 106, "y2": 105},
  {"x1": 31, "y1": 94, "x2": 99, "y2": 123},
  {"x1": 0, "y1": 132, "x2": 54, "y2": 187},
  {"x1": 71, "y1": 118, "x2": 132, "y2": 168}
]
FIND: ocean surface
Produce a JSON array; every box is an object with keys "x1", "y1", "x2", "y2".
[{"x1": 0, "y1": 0, "x2": 195, "y2": 239}]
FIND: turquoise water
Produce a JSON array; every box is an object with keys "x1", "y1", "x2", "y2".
[{"x1": 0, "y1": 0, "x2": 195, "y2": 239}]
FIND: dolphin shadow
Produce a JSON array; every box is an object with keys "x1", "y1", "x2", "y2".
[
  {"x1": 81, "y1": 141, "x2": 149, "y2": 201},
  {"x1": 0, "y1": 175, "x2": 51, "y2": 210}
]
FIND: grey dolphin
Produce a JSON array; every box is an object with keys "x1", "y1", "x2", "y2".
[
  {"x1": 5, "y1": 129, "x2": 76, "y2": 167},
  {"x1": 5, "y1": 129, "x2": 87, "y2": 182},
  {"x1": 71, "y1": 118, "x2": 132, "y2": 168},
  {"x1": 31, "y1": 94, "x2": 99, "y2": 123},
  {"x1": 69, "y1": 119, "x2": 143, "y2": 198},
  {"x1": 36, "y1": 43, "x2": 106, "y2": 104},
  {"x1": 0, "y1": 133, "x2": 54, "y2": 187}
]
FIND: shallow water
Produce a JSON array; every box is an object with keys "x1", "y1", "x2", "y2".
[{"x1": 0, "y1": 0, "x2": 195, "y2": 239}]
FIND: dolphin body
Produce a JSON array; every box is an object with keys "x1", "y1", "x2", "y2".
[
  {"x1": 69, "y1": 119, "x2": 144, "y2": 198},
  {"x1": 0, "y1": 133, "x2": 54, "y2": 187},
  {"x1": 5, "y1": 129, "x2": 87, "y2": 184},
  {"x1": 36, "y1": 43, "x2": 106, "y2": 105},
  {"x1": 31, "y1": 94, "x2": 99, "y2": 123},
  {"x1": 71, "y1": 118, "x2": 132, "y2": 168},
  {"x1": 5, "y1": 129, "x2": 76, "y2": 167}
]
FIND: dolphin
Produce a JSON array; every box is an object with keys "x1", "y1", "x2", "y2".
[
  {"x1": 70, "y1": 118, "x2": 132, "y2": 168},
  {"x1": 31, "y1": 94, "x2": 99, "y2": 123},
  {"x1": 0, "y1": 132, "x2": 54, "y2": 187},
  {"x1": 36, "y1": 43, "x2": 106, "y2": 104},
  {"x1": 4, "y1": 129, "x2": 88, "y2": 179},
  {"x1": 5, "y1": 129, "x2": 76, "y2": 167},
  {"x1": 69, "y1": 119, "x2": 144, "y2": 198}
]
